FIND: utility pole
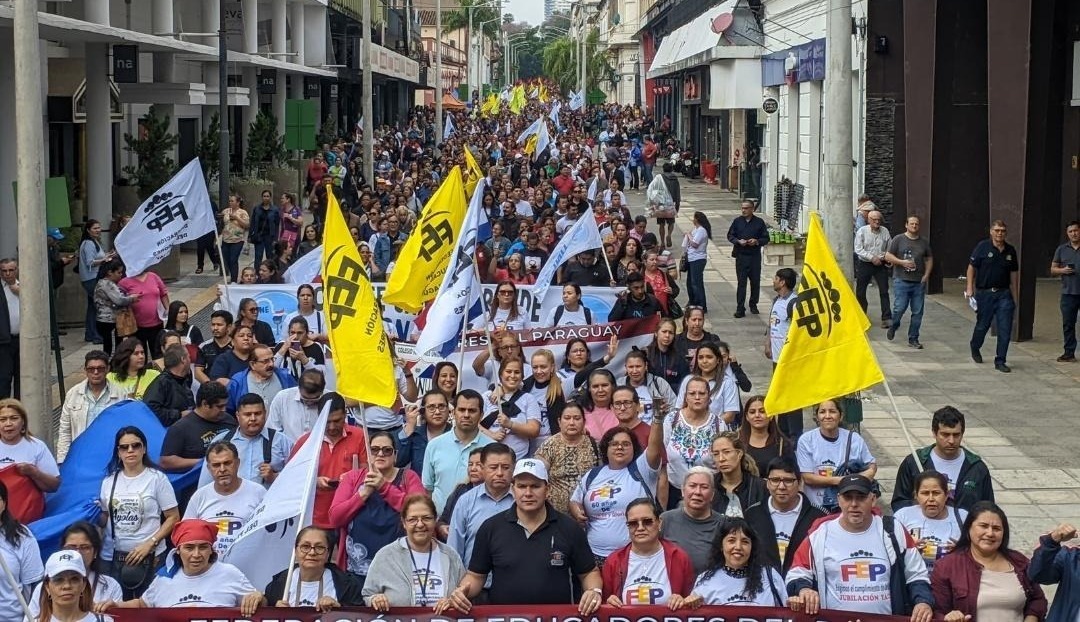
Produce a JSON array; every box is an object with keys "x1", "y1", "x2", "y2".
[
  {"x1": 822, "y1": 0, "x2": 854, "y2": 281},
  {"x1": 218, "y1": 0, "x2": 229, "y2": 237},
  {"x1": 362, "y1": 0, "x2": 374, "y2": 183},
  {"x1": 467, "y1": 5, "x2": 473, "y2": 95},
  {"x1": 435, "y1": 0, "x2": 443, "y2": 144},
  {"x1": 14, "y1": 0, "x2": 50, "y2": 441}
]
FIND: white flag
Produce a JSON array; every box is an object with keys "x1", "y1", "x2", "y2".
[
  {"x1": 444, "y1": 113, "x2": 456, "y2": 141},
  {"x1": 517, "y1": 117, "x2": 543, "y2": 146},
  {"x1": 548, "y1": 101, "x2": 562, "y2": 131},
  {"x1": 414, "y1": 179, "x2": 486, "y2": 359},
  {"x1": 531, "y1": 207, "x2": 604, "y2": 303},
  {"x1": 587, "y1": 175, "x2": 599, "y2": 202},
  {"x1": 569, "y1": 90, "x2": 585, "y2": 111},
  {"x1": 221, "y1": 403, "x2": 330, "y2": 590},
  {"x1": 283, "y1": 246, "x2": 322, "y2": 284},
  {"x1": 114, "y1": 159, "x2": 216, "y2": 275},
  {"x1": 534, "y1": 120, "x2": 552, "y2": 161}
]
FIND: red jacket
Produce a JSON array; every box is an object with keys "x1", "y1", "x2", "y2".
[
  {"x1": 601, "y1": 539, "x2": 694, "y2": 601},
  {"x1": 930, "y1": 548, "x2": 1047, "y2": 619}
]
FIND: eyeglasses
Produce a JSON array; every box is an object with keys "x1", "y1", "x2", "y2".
[
  {"x1": 85, "y1": 365, "x2": 108, "y2": 373},
  {"x1": 370, "y1": 446, "x2": 395, "y2": 456},
  {"x1": 425, "y1": 404, "x2": 448, "y2": 412},
  {"x1": 626, "y1": 518, "x2": 656, "y2": 529},
  {"x1": 612, "y1": 400, "x2": 636, "y2": 409},
  {"x1": 609, "y1": 441, "x2": 633, "y2": 449},
  {"x1": 766, "y1": 477, "x2": 799, "y2": 487},
  {"x1": 117, "y1": 442, "x2": 144, "y2": 452},
  {"x1": 297, "y1": 544, "x2": 328, "y2": 555},
  {"x1": 405, "y1": 515, "x2": 436, "y2": 525}
]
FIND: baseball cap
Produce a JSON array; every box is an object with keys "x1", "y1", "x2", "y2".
[
  {"x1": 512, "y1": 458, "x2": 548, "y2": 482},
  {"x1": 47, "y1": 228, "x2": 64, "y2": 240},
  {"x1": 836, "y1": 474, "x2": 875, "y2": 496},
  {"x1": 45, "y1": 550, "x2": 87, "y2": 579}
]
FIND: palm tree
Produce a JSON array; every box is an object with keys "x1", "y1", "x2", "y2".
[
  {"x1": 541, "y1": 32, "x2": 612, "y2": 94},
  {"x1": 442, "y1": 0, "x2": 501, "y2": 39}
]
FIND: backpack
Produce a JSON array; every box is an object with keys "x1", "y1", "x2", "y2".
[
  {"x1": 882, "y1": 515, "x2": 914, "y2": 616},
  {"x1": 584, "y1": 459, "x2": 656, "y2": 506},
  {"x1": 553, "y1": 305, "x2": 592, "y2": 326},
  {"x1": 227, "y1": 428, "x2": 276, "y2": 464}
]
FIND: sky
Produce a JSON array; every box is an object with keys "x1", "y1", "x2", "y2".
[{"x1": 506, "y1": 0, "x2": 544, "y2": 27}]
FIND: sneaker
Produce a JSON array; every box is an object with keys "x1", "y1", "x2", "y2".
[
  {"x1": 908, "y1": 340, "x2": 923, "y2": 349},
  {"x1": 886, "y1": 325, "x2": 896, "y2": 341},
  {"x1": 995, "y1": 363, "x2": 1011, "y2": 373},
  {"x1": 1057, "y1": 354, "x2": 1076, "y2": 362},
  {"x1": 971, "y1": 349, "x2": 983, "y2": 364},
  {"x1": 749, "y1": 306, "x2": 760, "y2": 315}
]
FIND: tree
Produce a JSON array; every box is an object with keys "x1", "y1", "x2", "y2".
[
  {"x1": 245, "y1": 110, "x2": 287, "y2": 178},
  {"x1": 316, "y1": 115, "x2": 338, "y2": 148},
  {"x1": 541, "y1": 31, "x2": 612, "y2": 94},
  {"x1": 193, "y1": 112, "x2": 221, "y2": 187},
  {"x1": 442, "y1": 0, "x2": 501, "y2": 39},
  {"x1": 122, "y1": 105, "x2": 179, "y2": 200}
]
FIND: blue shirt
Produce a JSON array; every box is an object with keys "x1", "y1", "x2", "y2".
[
  {"x1": 397, "y1": 425, "x2": 446, "y2": 477},
  {"x1": 199, "y1": 427, "x2": 295, "y2": 488},
  {"x1": 448, "y1": 485, "x2": 515, "y2": 580},
  {"x1": 422, "y1": 429, "x2": 492, "y2": 512}
]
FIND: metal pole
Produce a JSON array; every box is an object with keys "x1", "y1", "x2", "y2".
[
  {"x1": 362, "y1": 0, "x2": 374, "y2": 183},
  {"x1": 14, "y1": 0, "x2": 50, "y2": 440},
  {"x1": 435, "y1": 0, "x2": 443, "y2": 143},
  {"x1": 823, "y1": 0, "x2": 854, "y2": 281},
  {"x1": 218, "y1": 0, "x2": 230, "y2": 237}
]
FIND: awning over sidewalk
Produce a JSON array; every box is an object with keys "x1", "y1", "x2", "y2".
[{"x1": 649, "y1": 0, "x2": 738, "y2": 76}]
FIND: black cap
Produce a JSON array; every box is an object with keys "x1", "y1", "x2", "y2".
[{"x1": 836, "y1": 474, "x2": 875, "y2": 496}]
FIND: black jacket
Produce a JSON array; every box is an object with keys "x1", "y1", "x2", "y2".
[
  {"x1": 744, "y1": 492, "x2": 826, "y2": 574},
  {"x1": 142, "y1": 370, "x2": 195, "y2": 427},
  {"x1": 264, "y1": 563, "x2": 363, "y2": 606},
  {"x1": 607, "y1": 293, "x2": 662, "y2": 321},
  {"x1": 712, "y1": 474, "x2": 768, "y2": 517},
  {"x1": 249, "y1": 205, "x2": 282, "y2": 245},
  {"x1": 891, "y1": 445, "x2": 994, "y2": 513}
]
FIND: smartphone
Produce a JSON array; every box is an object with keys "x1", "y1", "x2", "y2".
[
  {"x1": 290, "y1": 341, "x2": 301, "y2": 352},
  {"x1": 327, "y1": 479, "x2": 340, "y2": 489}
]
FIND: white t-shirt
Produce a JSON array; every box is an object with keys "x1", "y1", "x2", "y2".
[
  {"x1": 0, "y1": 436, "x2": 60, "y2": 476},
  {"x1": 929, "y1": 450, "x2": 966, "y2": 499},
  {"x1": 284, "y1": 309, "x2": 327, "y2": 336},
  {"x1": 403, "y1": 541, "x2": 447, "y2": 606},
  {"x1": 570, "y1": 452, "x2": 659, "y2": 557},
  {"x1": 810, "y1": 517, "x2": 897, "y2": 614},
  {"x1": 141, "y1": 561, "x2": 257, "y2": 608},
  {"x1": 620, "y1": 548, "x2": 672, "y2": 605},
  {"x1": 39, "y1": 614, "x2": 115, "y2": 622},
  {"x1": 675, "y1": 371, "x2": 741, "y2": 424},
  {"x1": 282, "y1": 567, "x2": 339, "y2": 607},
  {"x1": 769, "y1": 496, "x2": 803, "y2": 562},
  {"x1": 684, "y1": 227, "x2": 709, "y2": 262},
  {"x1": 183, "y1": 479, "x2": 267, "y2": 555},
  {"x1": 481, "y1": 389, "x2": 541, "y2": 460},
  {"x1": 0, "y1": 532, "x2": 42, "y2": 622},
  {"x1": 544, "y1": 305, "x2": 590, "y2": 327},
  {"x1": 471, "y1": 307, "x2": 529, "y2": 332},
  {"x1": 527, "y1": 382, "x2": 553, "y2": 454},
  {"x1": 769, "y1": 292, "x2": 796, "y2": 361},
  {"x1": 29, "y1": 572, "x2": 123, "y2": 619},
  {"x1": 796, "y1": 428, "x2": 875, "y2": 507},
  {"x1": 894, "y1": 505, "x2": 967, "y2": 572},
  {"x1": 99, "y1": 468, "x2": 178, "y2": 559},
  {"x1": 692, "y1": 566, "x2": 785, "y2": 606}
]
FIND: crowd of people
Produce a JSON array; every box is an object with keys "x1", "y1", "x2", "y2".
[{"x1": 1, "y1": 90, "x2": 1076, "y2": 622}]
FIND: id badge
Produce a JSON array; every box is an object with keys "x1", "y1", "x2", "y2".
[{"x1": 550, "y1": 550, "x2": 566, "y2": 567}]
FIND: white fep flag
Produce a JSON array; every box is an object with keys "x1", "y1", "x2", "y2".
[
  {"x1": 444, "y1": 113, "x2": 456, "y2": 140},
  {"x1": 516, "y1": 117, "x2": 543, "y2": 145},
  {"x1": 531, "y1": 207, "x2": 604, "y2": 303},
  {"x1": 114, "y1": 158, "x2": 216, "y2": 275},
  {"x1": 283, "y1": 245, "x2": 322, "y2": 284},
  {"x1": 569, "y1": 90, "x2": 586, "y2": 111},
  {"x1": 221, "y1": 403, "x2": 330, "y2": 590},
  {"x1": 414, "y1": 179, "x2": 487, "y2": 359}
]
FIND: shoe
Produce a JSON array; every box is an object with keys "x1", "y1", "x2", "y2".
[
  {"x1": 733, "y1": 311, "x2": 746, "y2": 318},
  {"x1": 881, "y1": 319, "x2": 891, "y2": 329},
  {"x1": 886, "y1": 325, "x2": 896, "y2": 340},
  {"x1": 1057, "y1": 354, "x2": 1076, "y2": 362},
  {"x1": 908, "y1": 340, "x2": 923, "y2": 349},
  {"x1": 995, "y1": 363, "x2": 1011, "y2": 373},
  {"x1": 971, "y1": 350, "x2": 983, "y2": 364},
  {"x1": 194, "y1": 268, "x2": 203, "y2": 274},
  {"x1": 749, "y1": 306, "x2": 759, "y2": 315},
  {"x1": 91, "y1": 339, "x2": 103, "y2": 345}
]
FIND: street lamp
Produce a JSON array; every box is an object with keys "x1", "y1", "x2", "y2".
[
  {"x1": 505, "y1": 32, "x2": 529, "y2": 86},
  {"x1": 467, "y1": 0, "x2": 504, "y2": 96},
  {"x1": 473, "y1": 16, "x2": 501, "y2": 92}
]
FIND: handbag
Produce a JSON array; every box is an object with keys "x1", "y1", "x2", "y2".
[
  {"x1": 678, "y1": 254, "x2": 688, "y2": 274},
  {"x1": 114, "y1": 307, "x2": 138, "y2": 338},
  {"x1": 108, "y1": 473, "x2": 156, "y2": 592},
  {"x1": 666, "y1": 298, "x2": 684, "y2": 320}
]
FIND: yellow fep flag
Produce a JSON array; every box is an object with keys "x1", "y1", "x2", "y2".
[
  {"x1": 509, "y1": 85, "x2": 526, "y2": 114},
  {"x1": 523, "y1": 134, "x2": 539, "y2": 156},
  {"x1": 321, "y1": 187, "x2": 397, "y2": 408},
  {"x1": 764, "y1": 212, "x2": 884, "y2": 416},
  {"x1": 463, "y1": 147, "x2": 484, "y2": 196},
  {"x1": 383, "y1": 167, "x2": 468, "y2": 312}
]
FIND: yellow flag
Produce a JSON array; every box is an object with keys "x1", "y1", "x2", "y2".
[
  {"x1": 524, "y1": 134, "x2": 539, "y2": 155},
  {"x1": 539, "y1": 84, "x2": 549, "y2": 103},
  {"x1": 383, "y1": 167, "x2": 467, "y2": 313},
  {"x1": 509, "y1": 85, "x2": 526, "y2": 114},
  {"x1": 463, "y1": 147, "x2": 484, "y2": 196},
  {"x1": 480, "y1": 93, "x2": 498, "y2": 117},
  {"x1": 321, "y1": 186, "x2": 396, "y2": 408},
  {"x1": 764, "y1": 213, "x2": 884, "y2": 415}
]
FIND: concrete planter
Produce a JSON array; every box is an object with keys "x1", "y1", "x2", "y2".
[
  {"x1": 55, "y1": 275, "x2": 88, "y2": 328},
  {"x1": 268, "y1": 166, "x2": 301, "y2": 200},
  {"x1": 231, "y1": 180, "x2": 272, "y2": 212}
]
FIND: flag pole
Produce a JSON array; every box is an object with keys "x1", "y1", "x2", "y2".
[
  {"x1": 0, "y1": 530, "x2": 36, "y2": 621},
  {"x1": 456, "y1": 275, "x2": 471, "y2": 393},
  {"x1": 471, "y1": 261, "x2": 498, "y2": 367},
  {"x1": 878, "y1": 376, "x2": 922, "y2": 468}
]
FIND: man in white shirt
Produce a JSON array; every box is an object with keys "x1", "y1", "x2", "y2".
[
  {"x1": 267, "y1": 369, "x2": 325, "y2": 442},
  {"x1": 765, "y1": 268, "x2": 801, "y2": 438},
  {"x1": 744, "y1": 456, "x2": 826, "y2": 574},
  {"x1": 184, "y1": 441, "x2": 267, "y2": 556},
  {"x1": 0, "y1": 258, "x2": 19, "y2": 399},
  {"x1": 854, "y1": 210, "x2": 893, "y2": 328},
  {"x1": 57, "y1": 350, "x2": 123, "y2": 462}
]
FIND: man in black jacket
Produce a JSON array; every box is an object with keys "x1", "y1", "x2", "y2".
[
  {"x1": 744, "y1": 456, "x2": 826, "y2": 574},
  {"x1": 726, "y1": 199, "x2": 770, "y2": 317},
  {"x1": 607, "y1": 274, "x2": 661, "y2": 321},
  {"x1": 143, "y1": 344, "x2": 196, "y2": 427},
  {"x1": 891, "y1": 406, "x2": 994, "y2": 513}
]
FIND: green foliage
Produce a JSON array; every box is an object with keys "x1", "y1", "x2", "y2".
[
  {"x1": 245, "y1": 110, "x2": 287, "y2": 178},
  {"x1": 541, "y1": 31, "x2": 612, "y2": 94},
  {"x1": 316, "y1": 115, "x2": 339, "y2": 149},
  {"x1": 122, "y1": 105, "x2": 179, "y2": 200},
  {"x1": 194, "y1": 112, "x2": 221, "y2": 186},
  {"x1": 442, "y1": 0, "x2": 501, "y2": 39}
]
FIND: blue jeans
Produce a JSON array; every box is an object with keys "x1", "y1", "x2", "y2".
[
  {"x1": 971, "y1": 289, "x2": 1015, "y2": 365},
  {"x1": 1062, "y1": 294, "x2": 1080, "y2": 356},
  {"x1": 890, "y1": 279, "x2": 925, "y2": 342},
  {"x1": 643, "y1": 164, "x2": 654, "y2": 184},
  {"x1": 686, "y1": 258, "x2": 707, "y2": 310},
  {"x1": 254, "y1": 240, "x2": 273, "y2": 268},
  {"x1": 221, "y1": 242, "x2": 244, "y2": 283},
  {"x1": 82, "y1": 279, "x2": 100, "y2": 341}
]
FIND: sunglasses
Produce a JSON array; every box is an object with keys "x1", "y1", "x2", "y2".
[
  {"x1": 626, "y1": 518, "x2": 656, "y2": 529},
  {"x1": 117, "y1": 442, "x2": 144, "y2": 452},
  {"x1": 371, "y1": 446, "x2": 395, "y2": 456}
]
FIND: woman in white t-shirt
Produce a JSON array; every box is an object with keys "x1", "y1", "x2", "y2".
[
  {"x1": 893, "y1": 470, "x2": 966, "y2": 572},
  {"x1": 36, "y1": 549, "x2": 116, "y2": 622},
  {"x1": 682, "y1": 211, "x2": 711, "y2": 311},
  {"x1": 796, "y1": 398, "x2": 877, "y2": 511},
  {"x1": 96, "y1": 519, "x2": 265, "y2": 614},
  {"x1": 0, "y1": 480, "x2": 43, "y2": 622},
  {"x1": 601, "y1": 498, "x2": 694, "y2": 608},
  {"x1": 482, "y1": 359, "x2": 541, "y2": 459},
  {"x1": 471, "y1": 280, "x2": 530, "y2": 332},
  {"x1": 283, "y1": 284, "x2": 329, "y2": 343},
  {"x1": 570, "y1": 419, "x2": 665, "y2": 561},
  {"x1": 684, "y1": 517, "x2": 785, "y2": 606},
  {"x1": 673, "y1": 343, "x2": 740, "y2": 429},
  {"x1": 0, "y1": 398, "x2": 61, "y2": 493},
  {"x1": 30, "y1": 521, "x2": 123, "y2": 619},
  {"x1": 544, "y1": 284, "x2": 594, "y2": 327},
  {"x1": 97, "y1": 426, "x2": 180, "y2": 598}
]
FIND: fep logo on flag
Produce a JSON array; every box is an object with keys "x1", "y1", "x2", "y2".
[{"x1": 114, "y1": 159, "x2": 216, "y2": 275}]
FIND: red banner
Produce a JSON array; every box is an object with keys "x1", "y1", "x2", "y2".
[{"x1": 104, "y1": 604, "x2": 908, "y2": 622}]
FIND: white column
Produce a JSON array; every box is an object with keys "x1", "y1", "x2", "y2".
[
  {"x1": 242, "y1": 0, "x2": 258, "y2": 54},
  {"x1": 273, "y1": 0, "x2": 288, "y2": 136},
  {"x1": 85, "y1": 44, "x2": 113, "y2": 235},
  {"x1": 807, "y1": 81, "x2": 823, "y2": 211},
  {"x1": 291, "y1": 2, "x2": 306, "y2": 66},
  {"x1": 305, "y1": 4, "x2": 327, "y2": 68},
  {"x1": 85, "y1": 0, "x2": 110, "y2": 25},
  {"x1": 152, "y1": 0, "x2": 173, "y2": 35},
  {"x1": 0, "y1": 30, "x2": 16, "y2": 256},
  {"x1": 203, "y1": 0, "x2": 220, "y2": 47}
]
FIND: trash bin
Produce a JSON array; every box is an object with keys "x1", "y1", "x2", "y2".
[{"x1": 701, "y1": 160, "x2": 718, "y2": 184}]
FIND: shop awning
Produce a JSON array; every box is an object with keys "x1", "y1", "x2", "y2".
[{"x1": 648, "y1": 0, "x2": 763, "y2": 79}]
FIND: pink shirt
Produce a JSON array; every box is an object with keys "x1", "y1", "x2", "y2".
[
  {"x1": 585, "y1": 406, "x2": 619, "y2": 441},
  {"x1": 119, "y1": 272, "x2": 168, "y2": 328}
]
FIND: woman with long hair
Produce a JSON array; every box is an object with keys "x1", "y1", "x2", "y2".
[
  {"x1": 622, "y1": 349, "x2": 678, "y2": 424},
  {"x1": 30, "y1": 521, "x2": 123, "y2": 618},
  {"x1": 683, "y1": 518, "x2": 785, "y2": 606},
  {"x1": 472, "y1": 280, "x2": 530, "y2": 332},
  {"x1": 523, "y1": 349, "x2": 566, "y2": 453},
  {"x1": 164, "y1": 301, "x2": 203, "y2": 346},
  {"x1": 796, "y1": 398, "x2": 877, "y2": 513},
  {"x1": 674, "y1": 343, "x2": 740, "y2": 430},
  {"x1": 265, "y1": 526, "x2": 362, "y2": 610},
  {"x1": 894, "y1": 471, "x2": 967, "y2": 573},
  {"x1": 118, "y1": 268, "x2": 169, "y2": 360},
  {"x1": 256, "y1": 259, "x2": 285, "y2": 285},
  {"x1": 78, "y1": 219, "x2": 114, "y2": 343},
  {"x1": 683, "y1": 211, "x2": 712, "y2": 311},
  {"x1": 645, "y1": 318, "x2": 688, "y2": 391},
  {"x1": 93, "y1": 258, "x2": 139, "y2": 357},
  {"x1": 235, "y1": 297, "x2": 276, "y2": 346},
  {"x1": 663, "y1": 376, "x2": 725, "y2": 510},
  {"x1": 0, "y1": 398, "x2": 60, "y2": 496},
  {"x1": 616, "y1": 237, "x2": 644, "y2": 284},
  {"x1": 557, "y1": 336, "x2": 619, "y2": 400},
  {"x1": 98, "y1": 426, "x2": 179, "y2": 598},
  {"x1": 737, "y1": 395, "x2": 794, "y2": 475},
  {"x1": 283, "y1": 284, "x2": 328, "y2": 343},
  {"x1": 931, "y1": 502, "x2": 1047, "y2": 622},
  {"x1": 107, "y1": 338, "x2": 160, "y2": 400},
  {"x1": 488, "y1": 252, "x2": 535, "y2": 285},
  {"x1": 0, "y1": 480, "x2": 44, "y2": 621},
  {"x1": 35, "y1": 549, "x2": 117, "y2": 622},
  {"x1": 580, "y1": 369, "x2": 619, "y2": 441},
  {"x1": 431, "y1": 362, "x2": 459, "y2": 403},
  {"x1": 535, "y1": 404, "x2": 601, "y2": 513},
  {"x1": 296, "y1": 224, "x2": 321, "y2": 259},
  {"x1": 709, "y1": 432, "x2": 767, "y2": 519},
  {"x1": 481, "y1": 359, "x2": 541, "y2": 459},
  {"x1": 280, "y1": 193, "x2": 303, "y2": 249},
  {"x1": 544, "y1": 283, "x2": 594, "y2": 327}
]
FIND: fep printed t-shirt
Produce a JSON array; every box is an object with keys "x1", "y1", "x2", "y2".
[
  {"x1": 141, "y1": 561, "x2": 257, "y2": 607},
  {"x1": 620, "y1": 548, "x2": 672, "y2": 605},
  {"x1": 183, "y1": 479, "x2": 267, "y2": 555},
  {"x1": 893, "y1": 505, "x2": 966, "y2": 571},
  {"x1": 796, "y1": 428, "x2": 875, "y2": 507},
  {"x1": 570, "y1": 452, "x2": 659, "y2": 557}
]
